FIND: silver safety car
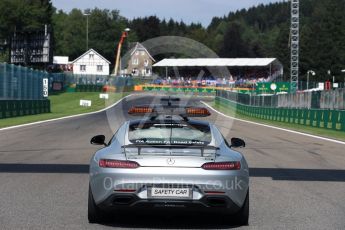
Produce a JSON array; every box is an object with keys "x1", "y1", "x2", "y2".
[{"x1": 88, "y1": 98, "x2": 249, "y2": 225}]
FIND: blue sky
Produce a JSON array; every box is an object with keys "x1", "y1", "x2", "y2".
[{"x1": 51, "y1": 0, "x2": 283, "y2": 26}]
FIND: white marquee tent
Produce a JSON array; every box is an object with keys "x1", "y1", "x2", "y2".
[
  {"x1": 153, "y1": 58, "x2": 280, "y2": 67},
  {"x1": 153, "y1": 58, "x2": 283, "y2": 79}
]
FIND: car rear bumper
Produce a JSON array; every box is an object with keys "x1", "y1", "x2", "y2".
[
  {"x1": 98, "y1": 193, "x2": 241, "y2": 214},
  {"x1": 90, "y1": 166, "x2": 249, "y2": 208}
]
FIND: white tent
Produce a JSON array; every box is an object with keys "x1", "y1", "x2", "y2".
[
  {"x1": 53, "y1": 56, "x2": 69, "y2": 65},
  {"x1": 153, "y1": 58, "x2": 279, "y2": 67},
  {"x1": 153, "y1": 58, "x2": 283, "y2": 79}
]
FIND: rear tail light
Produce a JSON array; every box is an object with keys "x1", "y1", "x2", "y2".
[
  {"x1": 201, "y1": 161, "x2": 241, "y2": 170},
  {"x1": 99, "y1": 159, "x2": 140, "y2": 169}
]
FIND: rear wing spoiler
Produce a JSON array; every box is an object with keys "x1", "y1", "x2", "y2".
[{"x1": 122, "y1": 144, "x2": 219, "y2": 157}]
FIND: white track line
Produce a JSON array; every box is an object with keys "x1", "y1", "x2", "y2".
[
  {"x1": 202, "y1": 101, "x2": 345, "y2": 145},
  {"x1": 0, "y1": 94, "x2": 133, "y2": 131}
]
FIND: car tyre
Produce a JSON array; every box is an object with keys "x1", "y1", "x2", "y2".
[
  {"x1": 88, "y1": 185, "x2": 105, "y2": 223},
  {"x1": 233, "y1": 189, "x2": 249, "y2": 226}
]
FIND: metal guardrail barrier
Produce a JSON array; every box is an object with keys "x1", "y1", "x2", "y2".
[{"x1": 215, "y1": 96, "x2": 345, "y2": 132}]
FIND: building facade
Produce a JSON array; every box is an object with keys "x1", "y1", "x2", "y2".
[
  {"x1": 72, "y1": 49, "x2": 110, "y2": 75},
  {"x1": 123, "y1": 43, "x2": 155, "y2": 78}
]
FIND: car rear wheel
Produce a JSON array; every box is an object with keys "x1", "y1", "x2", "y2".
[
  {"x1": 233, "y1": 190, "x2": 249, "y2": 226},
  {"x1": 88, "y1": 185, "x2": 105, "y2": 223}
]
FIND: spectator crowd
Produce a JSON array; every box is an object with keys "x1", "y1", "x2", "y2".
[{"x1": 152, "y1": 69, "x2": 280, "y2": 88}]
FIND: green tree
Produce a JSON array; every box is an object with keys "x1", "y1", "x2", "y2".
[
  {"x1": 53, "y1": 8, "x2": 130, "y2": 64},
  {"x1": 273, "y1": 23, "x2": 290, "y2": 80},
  {"x1": 52, "y1": 9, "x2": 85, "y2": 60},
  {"x1": 130, "y1": 16, "x2": 160, "y2": 41},
  {"x1": 303, "y1": 0, "x2": 345, "y2": 80},
  {"x1": 0, "y1": 0, "x2": 53, "y2": 37},
  {"x1": 0, "y1": 0, "x2": 53, "y2": 61},
  {"x1": 219, "y1": 21, "x2": 249, "y2": 58}
]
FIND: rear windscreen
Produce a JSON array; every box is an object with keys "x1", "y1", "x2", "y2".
[{"x1": 128, "y1": 122, "x2": 211, "y2": 145}]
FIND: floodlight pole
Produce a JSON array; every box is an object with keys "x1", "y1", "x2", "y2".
[
  {"x1": 84, "y1": 12, "x2": 91, "y2": 51},
  {"x1": 290, "y1": 0, "x2": 299, "y2": 93},
  {"x1": 307, "y1": 70, "x2": 315, "y2": 90}
]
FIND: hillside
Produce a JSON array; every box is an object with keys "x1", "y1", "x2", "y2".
[{"x1": 1, "y1": 0, "x2": 345, "y2": 81}]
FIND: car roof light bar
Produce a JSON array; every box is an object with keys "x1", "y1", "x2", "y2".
[{"x1": 128, "y1": 106, "x2": 211, "y2": 118}]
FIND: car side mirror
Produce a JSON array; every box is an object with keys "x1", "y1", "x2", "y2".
[
  {"x1": 90, "y1": 135, "x2": 107, "y2": 146},
  {"x1": 231, "y1": 138, "x2": 246, "y2": 148}
]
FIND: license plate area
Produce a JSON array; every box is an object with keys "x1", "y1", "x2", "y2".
[{"x1": 148, "y1": 185, "x2": 193, "y2": 199}]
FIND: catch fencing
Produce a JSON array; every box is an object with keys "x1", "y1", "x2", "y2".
[
  {"x1": 217, "y1": 89, "x2": 345, "y2": 110},
  {"x1": 215, "y1": 96, "x2": 345, "y2": 132},
  {"x1": 49, "y1": 73, "x2": 109, "y2": 86},
  {"x1": 48, "y1": 73, "x2": 134, "y2": 86},
  {"x1": 0, "y1": 63, "x2": 47, "y2": 100},
  {"x1": 0, "y1": 63, "x2": 51, "y2": 119}
]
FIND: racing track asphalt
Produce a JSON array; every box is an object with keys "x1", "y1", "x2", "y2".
[{"x1": 0, "y1": 94, "x2": 344, "y2": 229}]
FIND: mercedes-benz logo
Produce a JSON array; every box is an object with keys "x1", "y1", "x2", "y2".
[{"x1": 167, "y1": 158, "x2": 175, "y2": 165}]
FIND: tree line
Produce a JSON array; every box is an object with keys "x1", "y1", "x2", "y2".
[{"x1": 1, "y1": 0, "x2": 345, "y2": 81}]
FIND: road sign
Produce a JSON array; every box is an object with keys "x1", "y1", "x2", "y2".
[
  {"x1": 43, "y1": 78, "x2": 48, "y2": 97},
  {"x1": 80, "y1": 100, "x2": 92, "y2": 107},
  {"x1": 99, "y1": 93, "x2": 109, "y2": 99}
]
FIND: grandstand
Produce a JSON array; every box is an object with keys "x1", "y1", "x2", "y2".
[{"x1": 153, "y1": 58, "x2": 283, "y2": 87}]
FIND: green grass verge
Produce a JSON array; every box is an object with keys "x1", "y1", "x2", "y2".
[
  {"x1": 0, "y1": 92, "x2": 127, "y2": 128},
  {"x1": 207, "y1": 100, "x2": 345, "y2": 142}
]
